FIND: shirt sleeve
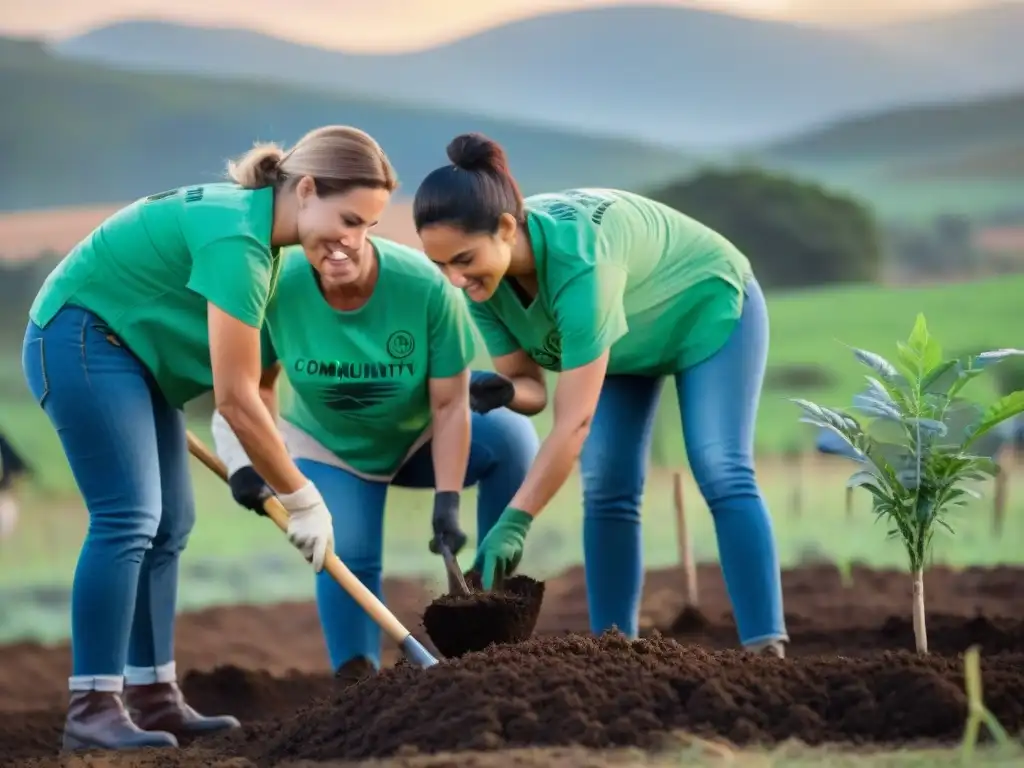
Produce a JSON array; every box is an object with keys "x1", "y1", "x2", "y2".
[
  {"x1": 427, "y1": 281, "x2": 478, "y2": 379},
  {"x1": 550, "y1": 262, "x2": 629, "y2": 370},
  {"x1": 187, "y1": 235, "x2": 275, "y2": 328},
  {"x1": 468, "y1": 299, "x2": 521, "y2": 359}
]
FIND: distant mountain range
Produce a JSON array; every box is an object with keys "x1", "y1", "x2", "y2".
[
  {"x1": 0, "y1": 37, "x2": 695, "y2": 213},
  {"x1": 50, "y1": 4, "x2": 1024, "y2": 148}
]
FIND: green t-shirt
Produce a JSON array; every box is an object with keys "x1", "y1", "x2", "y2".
[
  {"x1": 29, "y1": 183, "x2": 281, "y2": 408},
  {"x1": 263, "y1": 238, "x2": 476, "y2": 476},
  {"x1": 469, "y1": 188, "x2": 753, "y2": 376}
]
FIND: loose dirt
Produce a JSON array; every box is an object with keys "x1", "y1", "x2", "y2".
[
  {"x1": 422, "y1": 573, "x2": 545, "y2": 659},
  {"x1": 2, "y1": 563, "x2": 1022, "y2": 767}
]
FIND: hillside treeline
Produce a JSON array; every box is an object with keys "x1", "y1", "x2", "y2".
[{"x1": 648, "y1": 167, "x2": 882, "y2": 288}]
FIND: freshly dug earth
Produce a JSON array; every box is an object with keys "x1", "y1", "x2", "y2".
[
  {"x1": 259, "y1": 633, "x2": 1024, "y2": 762},
  {"x1": 422, "y1": 573, "x2": 545, "y2": 658},
  {"x1": 2, "y1": 563, "x2": 1024, "y2": 767}
]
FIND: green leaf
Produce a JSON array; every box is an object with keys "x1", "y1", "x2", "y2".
[
  {"x1": 851, "y1": 348, "x2": 899, "y2": 380},
  {"x1": 921, "y1": 360, "x2": 959, "y2": 395},
  {"x1": 939, "y1": 399, "x2": 986, "y2": 444},
  {"x1": 896, "y1": 340, "x2": 922, "y2": 384},
  {"x1": 908, "y1": 313, "x2": 943, "y2": 376},
  {"x1": 851, "y1": 392, "x2": 902, "y2": 421},
  {"x1": 974, "y1": 349, "x2": 1024, "y2": 368},
  {"x1": 963, "y1": 391, "x2": 1024, "y2": 450}
]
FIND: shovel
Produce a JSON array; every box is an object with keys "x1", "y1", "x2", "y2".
[
  {"x1": 185, "y1": 430, "x2": 439, "y2": 669},
  {"x1": 436, "y1": 538, "x2": 471, "y2": 597}
]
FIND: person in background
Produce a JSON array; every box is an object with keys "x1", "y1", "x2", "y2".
[
  {"x1": 0, "y1": 431, "x2": 32, "y2": 542},
  {"x1": 21, "y1": 125, "x2": 398, "y2": 751},
  {"x1": 210, "y1": 237, "x2": 538, "y2": 682},
  {"x1": 411, "y1": 132, "x2": 788, "y2": 658}
]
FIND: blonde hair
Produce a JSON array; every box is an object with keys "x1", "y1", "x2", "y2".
[{"x1": 226, "y1": 125, "x2": 398, "y2": 195}]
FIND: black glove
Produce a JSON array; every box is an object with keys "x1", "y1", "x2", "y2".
[
  {"x1": 228, "y1": 465, "x2": 274, "y2": 517},
  {"x1": 428, "y1": 490, "x2": 467, "y2": 555},
  {"x1": 469, "y1": 372, "x2": 515, "y2": 414}
]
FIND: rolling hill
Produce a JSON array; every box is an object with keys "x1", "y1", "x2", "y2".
[
  {"x1": 50, "y1": 4, "x2": 1024, "y2": 148},
  {"x1": 744, "y1": 88, "x2": 1024, "y2": 223},
  {"x1": 760, "y1": 90, "x2": 1024, "y2": 165},
  {"x1": 0, "y1": 37, "x2": 694, "y2": 213}
]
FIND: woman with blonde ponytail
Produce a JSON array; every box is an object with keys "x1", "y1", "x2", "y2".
[{"x1": 21, "y1": 125, "x2": 397, "y2": 753}]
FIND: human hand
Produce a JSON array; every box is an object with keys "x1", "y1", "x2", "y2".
[
  {"x1": 469, "y1": 372, "x2": 515, "y2": 414},
  {"x1": 227, "y1": 465, "x2": 274, "y2": 517},
  {"x1": 428, "y1": 490, "x2": 467, "y2": 555},
  {"x1": 472, "y1": 507, "x2": 533, "y2": 590},
  {"x1": 278, "y1": 481, "x2": 334, "y2": 572}
]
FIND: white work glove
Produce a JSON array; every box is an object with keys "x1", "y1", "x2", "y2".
[
  {"x1": 210, "y1": 409, "x2": 254, "y2": 477},
  {"x1": 277, "y1": 481, "x2": 334, "y2": 573}
]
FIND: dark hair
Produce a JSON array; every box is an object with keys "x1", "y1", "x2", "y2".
[{"x1": 413, "y1": 133, "x2": 524, "y2": 234}]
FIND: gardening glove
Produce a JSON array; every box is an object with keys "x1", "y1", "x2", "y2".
[
  {"x1": 472, "y1": 507, "x2": 533, "y2": 590},
  {"x1": 228, "y1": 466, "x2": 274, "y2": 517},
  {"x1": 211, "y1": 409, "x2": 276, "y2": 516},
  {"x1": 469, "y1": 372, "x2": 515, "y2": 414},
  {"x1": 428, "y1": 490, "x2": 467, "y2": 555},
  {"x1": 278, "y1": 481, "x2": 334, "y2": 573}
]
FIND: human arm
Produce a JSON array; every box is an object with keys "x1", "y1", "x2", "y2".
[
  {"x1": 508, "y1": 263, "x2": 628, "y2": 519},
  {"x1": 211, "y1": 357, "x2": 283, "y2": 517},
  {"x1": 426, "y1": 281, "x2": 476, "y2": 554},
  {"x1": 467, "y1": 301, "x2": 548, "y2": 416},
  {"x1": 207, "y1": 307, "x2": 305, "y2": 494},
  {"x1": 507, "y1": 351, "x2": 609, "y2": 517},
  {"x1": 191, "y1": 238, "x2": 332, "y2": 570},
  {"x1": 472, "y1": 263, "x2": 628, "y2": 588}
]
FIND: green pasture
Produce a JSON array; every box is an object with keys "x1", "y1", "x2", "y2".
[
  {"x1": 2, "y1": 274, "x2": 1023, "y2": 643},
  {"x1": 2, "y1": 434, "x2": 1022, "y2": 644},
  {"x1": 764, "y1": 156, "x2": 1024, "y2": 226}
]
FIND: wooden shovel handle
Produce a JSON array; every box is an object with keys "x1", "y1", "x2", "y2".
[{"x1": 185, "y1": 430, "x2": 411, "y2": 644}]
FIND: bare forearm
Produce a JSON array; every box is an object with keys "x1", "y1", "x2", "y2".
[
  {"x1": 509, "y1": 425, "x2": 585, "y2": 517},
  {"x1": 431, "y1": 401, "x2": 470, "y2": 493},
  {"x1": 509, "y1": 376, "x2": 547, "y2": 416},
  {"x1": 218, "y1": 390, "x2": 305, "y2": 494},
  {"x1": 259, "y1": 387, "x2": 279, "y2": 423}
]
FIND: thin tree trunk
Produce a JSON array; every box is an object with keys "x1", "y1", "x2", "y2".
[{"x1": 912, "y1": 569, "x2": 928, "y2": 654}]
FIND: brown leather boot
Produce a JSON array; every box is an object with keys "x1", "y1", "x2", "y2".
[
  {"x1": 62, "y1": 690, "x2": 179, "y2": 751},
  {"x1": 124, "y1": 682, "x2": 241, "y2": 738}
]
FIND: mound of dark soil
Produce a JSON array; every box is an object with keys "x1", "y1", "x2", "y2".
[
  {"x1": 422, "y1": 574, "x2": 544, "y2": 659},
  {"x1": 259, "y1": 631, "x2": 1024, "y2": 763}
]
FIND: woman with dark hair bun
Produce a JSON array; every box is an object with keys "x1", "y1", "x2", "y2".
[{"x1": 413, "y1": 132, "x2": 788, "y2": 658}]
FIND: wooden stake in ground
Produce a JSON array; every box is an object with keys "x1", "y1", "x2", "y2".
[
  {"x1": 673, "y1": 471, "x2": 698, "y2": 607},
  {"x1": 784, "y1": 446, "x2": 803, "y2": 518}
]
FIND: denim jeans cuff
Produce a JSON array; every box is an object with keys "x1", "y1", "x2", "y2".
[
  {"x1": 69, "y1": 674, "x2": 124, "y2": 692},
  {"x1": 124, "y1": 661, "x2": 177, "y2": 685}
]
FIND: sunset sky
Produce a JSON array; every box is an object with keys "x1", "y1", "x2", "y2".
[{"x1": 2, "y1": 0, "x2": 1019, "y2": 52}]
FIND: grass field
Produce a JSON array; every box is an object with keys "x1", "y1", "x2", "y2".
[
  {"x1": 2, "y1": 272, "x2": 1023, "y2": 643},
  {"x1": 2, "y1": 413, "x2": 1022, "y2": 644}
]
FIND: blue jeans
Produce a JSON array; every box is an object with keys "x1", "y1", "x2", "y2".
[
  {"x1": 296, "y1": 374, "x2": 539, "y2": 672},
  {"x1": 579, "y1": 278, "x2": 787, "y2": 646},
  {"x1": 22, "y1": 307, "x2": 195, "y2": 691}
]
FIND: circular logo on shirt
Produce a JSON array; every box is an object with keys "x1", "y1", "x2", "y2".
[
  {"x1": 531, "y1": 330, "x2": 563, "y2": 371},
  {"x1": 387, "y1": 330, "x2": 416, "y2": 359}
]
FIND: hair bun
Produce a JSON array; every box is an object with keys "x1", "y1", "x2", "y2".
[
  {"x1": 446, "y1": 133, "x2": 508, "y2": 174},
  {"x1": 256, "y1": 152, "x2": 282, "y2": 180}
]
